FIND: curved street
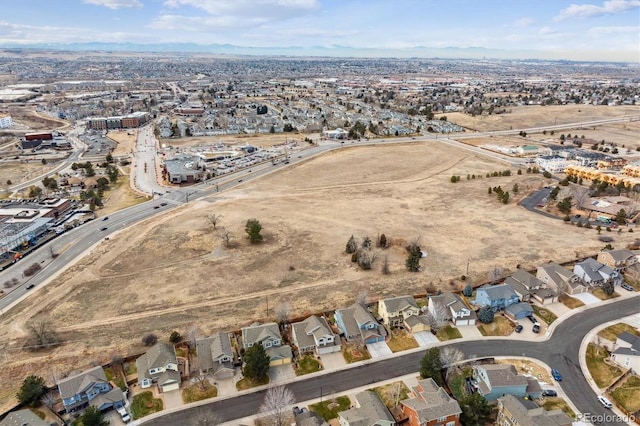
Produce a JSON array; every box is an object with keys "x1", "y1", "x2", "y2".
[{"x1": 143, "y1": 296, "x2": 640, "y2": 426}]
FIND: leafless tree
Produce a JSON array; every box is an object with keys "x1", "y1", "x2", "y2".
[
  {"x1": 219, "y1": 228, "x2": 232, "y2": 248},
  {"x1": 488, "y1": 266, "x2": 502, "y2": 284},
  {"x1": 206, "y1": 213, "x2": 222, "y2": 230},
  {"x1": 187, "y1": 324, "x2": 202, "y2": 349},
  {"x1": 259, "y1": 385, "x2": 296, "y2": 426},
  {"x1": 440, "y1": 346, "x2": 465, "y2": 379},
  {"x1": 571, "y1": 185, "x2": 590, "y2": 212},
  {"x1": 357, "y1": 249, "x2": 378, "y2": 270},
  {"x1": 381, "y1": 255, "x2": 390, "y2": 275},
  {"x1": 41, "y1": 391, "x2": 58, "y2": 410},
  {"x1": 355, "y1": 288, "x2": 369, "y2": 305},
  {"x1": 26, "y1": 316, "x2": 60, "y2": 349},
  {"x1": 195, "y1": 372, "x2": 211, "y2": 391},
  {"x1": 191, "y1": 407, "x2": 219, "y2": 426},
  {"x1": 424, "y1": 303, "x2": 449, "y2": 333},
  {"x1": 274, "y1": 302, "x2": 291, "y2": 328}
]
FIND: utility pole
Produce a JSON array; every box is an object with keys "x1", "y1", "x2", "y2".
[{"x1": 266, "y1": 295, "x2": 269, "y2": 317}]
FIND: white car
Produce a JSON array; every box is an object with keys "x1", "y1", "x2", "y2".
[
  {"x1": 597, "y1": 395, "x2": 612, "y2": 409},
  {"x1": 117, "y1": 406, "x2": 131, "y2": 422}
]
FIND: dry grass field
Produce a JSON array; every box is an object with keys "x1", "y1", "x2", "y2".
[
  {"x1": 1, "y1": 105, "x2": 640, "y2": 410},
  {"x1": 166, "y1": 132, "x2": 310, "y2": 148},
  {"x1": 107, "y1": 130, "x2": 138, "y2": 156},
  {"x1": 0, "y1": 161, "x2": 59, "y2": 187}
]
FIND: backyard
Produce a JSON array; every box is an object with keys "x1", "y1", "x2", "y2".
[
  {"x1": 610, "y1": 375, "x2": 640, "y2": 413},
  {"x1": 541, "y1": 397, "x2": 575, "y2": 419},
  {"x1": 586, "y1": 343, "x2": 623, "y2": 388}
]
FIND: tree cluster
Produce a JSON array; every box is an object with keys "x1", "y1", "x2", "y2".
[
  {"x1": 489, "y1": 186, "x2": 510, "y2": 204},
  {"x1": 245, "y1": 219, "x2": 263, "y2": 243},
  {"x1": 243, "y1": 344, "x2": 270, "y2": 381},
  {"x1": 406, "y1": 241, "x2": 422, "y2": 272}
]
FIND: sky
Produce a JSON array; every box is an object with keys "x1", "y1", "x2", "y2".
[{"x1": 0, "y1": 0, "x2": 638, "y2": 61}]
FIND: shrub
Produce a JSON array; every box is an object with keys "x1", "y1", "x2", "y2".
[
  {"x1": 23, "y1": 263, "x2": 42, "y2": 277},
  {"x1": 142, "y1": 334, "x2": 158, "y2": 346}
]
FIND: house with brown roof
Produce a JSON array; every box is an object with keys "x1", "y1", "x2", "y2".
[
  {"x1": 136, "y1": 342, "x2": 181, "y2": 392},
  {"x1": 536, "y1": 262, "x2": 587, "y2": 295},
  {"x1": 401, "y1": 378, "x2": 462, "y2": 426},
  {"x1": 378, "y1": 295, "x2": 420, "y2": 327},
  {"x1": 597, "y1": 249, "x2": 637, "y2": 273},
  {"x1": 472, "y1": 364, "x2": 542, "y2": 401},
  {"x1": 195, "y1": 332, "x2": 235, "y2": 380},
  {"x1": 497, "y1": 394, "x2": 572, "y2": 426},
  {"x1": 291, "y1": 315, "x2": 341, "y2": 356},
  {"x1": 242, "y1": 322, "x2": 292, "y2": 366},
  {"x1": 505, "y1": 269, "x2": 558, "y2": 305},
  {"x1": 429, "y1": 292, "x2": 477, "y2": 326}
]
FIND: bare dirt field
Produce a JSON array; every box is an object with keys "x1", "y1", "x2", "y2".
[
  {"x1": 443, "y1": 105, "x2": 640, "y2": 132},
  {"x1": 7, "y1": 106, "x2": 69, "y2": 132},
  {"x1": 107, "y1": 130, "x2": 137, "y2": 156},
  {"x1": 3, "y1": 139, "x2": 638, "y2": 409},
  {"x1": 0, "y1": 160, "x2": 60, "y2": 187}
]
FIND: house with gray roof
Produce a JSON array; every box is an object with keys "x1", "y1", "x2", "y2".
[
  {"x1": 472, "y1": 364, "x2": 542, "y2": 401},
  {"x1": 536, "y1": 262, "x2": 587, "y2": 295},
  {"x1": 611, "y1": 331, "x2": 640, "y2": 374},
  {"x1": 57, "y1": 365, "x2": 125, "y2": 413},
  {"x1": 195, "y1": 332, "x2": 235, "y2": 379},
  {"x1": 429, "y1": 292, "x2": 477, "y2": 326},
  {"x1": 334, "y1": 303, "x2": 387, "y2": 345},
  {"x1": 474, "y1": 283, "x2": 519, "y2": 312},
  {"x1": 597, "y1": 249, "x2": 637, "y2": 273},
  {"x1": 378, "y1": 295, "x2": 420, "y2": 327},
  {"x1": 574, "y1": 257, "x2": 622, "y2": 286},
  {"x1": 242, "y1": 322, "x2": 292, "y2": 366},
  {"x1": 338, "y1": 390, "x2": 395, "y2": 426},
  {"x1": 497, "y1": 394, "x2": 572, "y2": 426},
  {"x1": 136, "y1": 342, "x2": 181, "y2": 392},
  {"x1": 401, "y1": 378, "x2": 462, "y2": 426},
  {"x1": 505, "y1": 269, "x2": 558, "y2": 305},
  {"x1": 0, "y1": 409, "x2": 49, "y2": 426},
  {"x1": 291, "y1": 315, "x2": 341, "y2": 356}
]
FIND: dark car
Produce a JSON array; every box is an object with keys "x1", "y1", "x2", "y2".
[
  {"x1": 26, "y1": 284, "x2": 35, "y2": 290},
  {"x1": 154, "y1": 205, "x2": 160, "y2": 209},
  {"x1": 100, "y1": 227, "x2": 108, "y2": 231},
  {"x1": 527, "y1": 315, "x2": 537, "y2": 323},
  {"x1": 160, "y1": 202, "x2": 168, "y2": 206},
  {"x1": 621, "y1": 283, "x2": 634, "y2": 291},
  {"x1": 514, "y1": 324, "x2": 523, "y2": 333},
  {"x1": 551, "y1": 368, "x2": 562, "y2": 381},
  {"x1": 542, "y1": 390, "x2": 558, "y2": 397},
  {"x1": 532, "y1": 324, "x2": 541, "y2": 333},
  {"x1": 102, "y1": 216, "x2": 109, "y2": 221}
]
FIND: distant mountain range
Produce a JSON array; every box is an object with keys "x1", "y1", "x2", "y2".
[{"x1": 0, "y1": 42, "x2": 582, "y2": 61}]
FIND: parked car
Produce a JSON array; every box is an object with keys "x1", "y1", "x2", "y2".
[
  {"x1": 551, "y1": 368, "x2": 562, "y2": 381},
  {"x1": 117, "y1": 407, "x2": 131, "y2": 423},
  {"x1": 533, "y1": 324, "x2": 541, "y2": 333},
  {"x1": 542, "y1": 389, "x2": 557, "y2": 397},
  {"x1": 515, "y1": 324, "x2": 523, "y2": 333},
  {"x1": 597, "y1": 395, "x2": 612, "y2": 409},
  {"x1": 621, "y1": 283, "x2": 634, "y2": 291},
  {"x1": 527, "y1": 315, "x2": 537, "y2": 324}
]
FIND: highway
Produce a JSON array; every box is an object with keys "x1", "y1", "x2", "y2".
[{"x1": 144, "y1": 296, "x2": 640, "y2": 426}]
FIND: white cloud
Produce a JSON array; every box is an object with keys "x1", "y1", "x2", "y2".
[
  {"x1": 539, "y1": 26, "x2": 556, "y2": 34},
  {"x1": 162, "y1": 0, "x2": 318, "y2": 18},
  {"x1": 513, "y1": 17, "x2": 535, "y2": 27},
  {"x1": 555, "y1": 0, "x2": 640, "y2": 21},
  {"x1": 587, "y1": 25, "x2": 640, "y2": 35},
  {"x1": 83, "y1": 0, "x2": 143, "y2": 9}
]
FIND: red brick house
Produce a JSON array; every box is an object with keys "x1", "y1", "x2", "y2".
[{"x1": 401, "y1": 378, "x2": 461, "y2": 426}]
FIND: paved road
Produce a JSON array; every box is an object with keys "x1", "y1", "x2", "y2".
[{"x1": 144, "y1": 296, "x2": 640, "y2": 426}]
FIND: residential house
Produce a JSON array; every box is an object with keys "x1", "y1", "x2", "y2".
[
  {"x1": 338, "y1": 390, "x2": 396, "y2": 426},
  {"x1": 136, "y1": 342, "x2": 181, "y2": 392},
  {"x1": 291, "y1": 315, "x2": 341, "y2": 356},
  {"x1": 401, "y1": 378, "x2": 462, "y2": 426},
  {"x1": 195, "y1": 332, "x2": 235, "y2": 380},
  {"x1": 597, "y1": 249, "x2": 637, "y2": 273},
  {"x1": 536, "y1": 262, "x2": 588, "y2": 295},
  {"x1": 378, "y1": 295, "x2": 421, "y2": 327},
  {"x1": 497, "y1": 394, "x2": 573, "y2": 426},
  {"x1": 573, "y1": 258, "x2": 622, "y2": 286},
  {"x1": 472, "y1": 364, "x2": 542, "y2": 401},
  {"x1": 334, "y1": 303, "x2": 387, "y2": 345},
  {"x1": 474, "y1": 284, "x2": 520, "y2": 312},
  {"x1": 403, "y1": 315, "x2": 433, "y2": 334},
  {"x1": 0, "y1": 409, "x2": 49, "y2": 426},
  {"x1": 429, "y1": 292, "x2": 477, "y2": 326},
  {"x1": 611, "y1": 331, "x2": 640, "y2": 374},
  {"x1": 242, "y1": 322, "x2": 293, "y2": 366},
  {"x1": 504, "y1": 269, "x2": 558, "y2": 305},
  {"x1": 57, "y1": 366, "x2": 125, "y2": 413}
]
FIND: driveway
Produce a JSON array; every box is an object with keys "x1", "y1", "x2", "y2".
[
  {"x1": 268, "y1": 364, "x2": 296, "y2": 384},
  {"x1": 212, "y1": 375, "x2": 237, "y2": 397},
  {"x1": 162, "y1": 389, "x2": 183, "y2": 410},
  {"x1": 572, "y1": 293, "x2": 601, "y2": 305},
  {"x1": 457, "y1": 325, "x2": 483, "y2": 339},
  {"x1": 319, "y1": 351, "x2": 346, "y2": 371},
  {"x1": 366, "y1": 341, "x2": 393, "y2": 358},
  {"x1": 413, "y1": 331, "x2": 438, "y2": 347},
  {"x1": 623, "y1": 312, "x2": 640, "y2": 328}
]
